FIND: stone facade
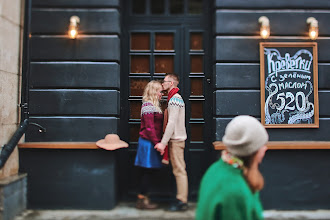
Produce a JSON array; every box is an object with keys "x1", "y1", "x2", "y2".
[{"x1": 0, "y1": 0, "x2": 23, "y2": 178}]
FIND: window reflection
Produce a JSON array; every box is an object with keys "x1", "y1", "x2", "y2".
[
  {"x1": 131, "y1": 56, "x2": 150, "y2": 73},
  {"x1": 155, "y1": 33, "x2": 174, "y2": 51},
  {"x1": 170, "y1": 0, "x2": 184, "y2": 14},
  {"x1": 191, "y1": 123, "x2": 203, "y2": 141},
  {"x1": 129, "y1": 123, "x2": 140, "y2": 142},
  {"x1": 130, "y1": 78, "x2": 150, "y2": 96},
  {"x1": 133, "y1": 0, "x2": 146, "y2": 14},
  {"x1": 151, "y1": 0, "x2": 165, "y2": 14},
  {"x1": 191, "y1": 101, "x2": 203, "y2": 118},
  {"x1": 155, "y1": 56, "x2": 174, "y2": 73},
  {"x1": 190, "y1": 78, "x2": 203, "y2": 96},
  {"x1": 191, "y1": 55, "x2": 203, "y2": 73},
  {"x1": 131, "y1": 33, "x2": 150, "y2": 51},
  {"x1": 189, "y1": 0, "x2": 202, "y2": 14},
  {"x1": 130, "y1": 101, "x2": 142, "y2": 119},
  {"x1": 190, "y1": 33, "x2": 203, "y2": 50}
]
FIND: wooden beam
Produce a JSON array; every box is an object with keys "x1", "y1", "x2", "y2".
[
  {"x1": 213, "y1": 141, "x2": 330, "y2": 150},
  {"x1": 18, "y1": 142, "x2": 99, "y2": 149},
  {"x1": 19, "y1": 141, "x2": 330, "y2": 150}
]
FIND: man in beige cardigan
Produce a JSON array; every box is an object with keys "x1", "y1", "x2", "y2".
[{"x1": 155, "y1": 72, "x2": 188, "y2": 211}]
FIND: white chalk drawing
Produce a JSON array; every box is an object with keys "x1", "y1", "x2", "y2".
[{"x1": 264, "y1": 48, "x2": 314, "y2": 124}]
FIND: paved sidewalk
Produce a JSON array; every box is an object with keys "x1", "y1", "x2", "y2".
[
  {"x1": 14, "y1": 203, "x2": 330, "y2": 220},
  {"x1": 14, "y1": 203, "x2": 195, "y2": 220}
]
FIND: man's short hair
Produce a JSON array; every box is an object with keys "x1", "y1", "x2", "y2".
[{"x1": 165, "y1": 72, "x2": 180, "y2": 83}]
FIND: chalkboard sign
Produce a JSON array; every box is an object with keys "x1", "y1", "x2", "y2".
[{"x1": 260, "y1": 42, "x2": 319, "y2": 128}]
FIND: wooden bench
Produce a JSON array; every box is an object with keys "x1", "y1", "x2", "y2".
[
  {"x1": 18, "y1": 142, "x2": 99, "y2": 149},
  {"x1": 213, "y1": 141, "x2": 330, "y2": 150}
]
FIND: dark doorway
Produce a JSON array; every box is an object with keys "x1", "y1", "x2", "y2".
[{"x1": 119, "y1": 0, "x2": 214, "y2": 201}]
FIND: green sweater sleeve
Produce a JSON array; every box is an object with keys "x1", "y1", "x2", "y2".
[{"x1": 196, "y1": 160, "x2": 264, "y2": 220}]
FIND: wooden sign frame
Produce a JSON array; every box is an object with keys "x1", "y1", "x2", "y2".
[{"x1": 260, "y1": 42, "x2": 319, "y2": 128}]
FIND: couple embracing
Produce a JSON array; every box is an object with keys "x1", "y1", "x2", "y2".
[{"x1": 134, "y1": 73, "x2": 188, "y2": 211}]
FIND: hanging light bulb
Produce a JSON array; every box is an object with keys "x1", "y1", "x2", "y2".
[
  {"x1": 68, "y1": 16, "x2": 80, "y2": 39},
  {"x1": 258, "y1": 16, "x2": 270, "y2": 39},
  {"x1": 306, "y1": 17, "x2": 318, "y2": 40}
]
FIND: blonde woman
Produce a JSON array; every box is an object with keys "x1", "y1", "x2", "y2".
[{"x1": 134, "y1": 80, "x2": 163, "y2": 209}]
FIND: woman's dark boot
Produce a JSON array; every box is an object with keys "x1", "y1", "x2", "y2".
[{"x1": 136, "y1": 195, "x2": 158, "y2": 210}]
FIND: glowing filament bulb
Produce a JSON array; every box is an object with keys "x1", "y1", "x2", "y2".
[
  {"x1": 69, "y1": 28, "x2": 77, "y2": 39},
  {"x1": 309, "y1": 26, "x2": 318, "y2": 40},
  {"x1": 260, "y1": 26, "x2": 270, "y2": 39},
  {"x1": 258, "y1": 16, "x2": 270, "y2": 39},
  {"x1": 306, "y1": 17, "x2": 318, "y2": 40},
  {"x1": 68, "y1": 16, "x2": 80, "y2": 39}
]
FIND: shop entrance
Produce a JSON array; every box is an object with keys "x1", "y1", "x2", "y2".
[{"x1": 119, "y1": 0, "x2": 214, "y2": 201}]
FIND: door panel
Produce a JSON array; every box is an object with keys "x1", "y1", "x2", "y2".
[{"x1": 120, "y1": 0, "x2": 213, "y2": 201}]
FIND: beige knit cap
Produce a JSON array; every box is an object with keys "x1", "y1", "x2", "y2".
[{"x1": 222, "y1": 115, "x2": 268, "y2": 157}]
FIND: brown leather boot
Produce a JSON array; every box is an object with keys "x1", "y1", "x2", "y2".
[{"x1": 136, "y1": 195, "x2": 158, "y2": 210}]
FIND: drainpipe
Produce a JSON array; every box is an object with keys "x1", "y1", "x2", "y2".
[
  {"x1": 0, "y1": 120, "x2": 46, "y2": 169},
  {"x1": 20, "y1": 0, "x2": 31, "y2": 121},
  {"x1": 0, "y1": 119, "x2": 29, "y2": 169}
]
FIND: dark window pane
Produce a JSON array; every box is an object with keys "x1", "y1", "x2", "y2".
[
  {"x1": 191, "y1": 123, "x2": 203, "y2": 141},
  {"x1": 130, "y1": 101, "x2": 142, "y2": 119},
  {"x1": 129, "y1": 123, "x2": 140, "y2": 142},
  {"x1": 191, "y1": 55, "x2": 203, "y2": 73},
  {"x1": 133, "y1": 0, "x2": 146, "y2": 14},
  {"x1": 170, "y1": 0, "x2": 184, "y2": 14},
  {"x1": 191, "y1": 101, "x2": 203, "y2": 118},
  {"x1": 131, "y1": 33, "x2": 150, "y2": 50},
  {"x1": 155, "y1": 55, "x2": 174, "y2": 73},
  {"x1": 155, "y1": 33, "x2": 174, "y2": 51},
  {"x1": 190, "y1": 33, "x2": 203, "y2": 50},
  {"x1": 191, "y1": 78, "x2": 203, "y2": 96},
  {"x1": 131, "y1": 55, "x2": 150, "y2": 73},
  {"x1": 130, "y1": 78, "x2": 150, "y2": 96},
  {"x1": 151, "y1": 0, "x2": 165, "y2": 14},
  {"x1": 160, "y1": 100, "x2": 167, "y2": 112},
  {"x1": 189, "y1": 0, "x2": 202, "y2": 14}
]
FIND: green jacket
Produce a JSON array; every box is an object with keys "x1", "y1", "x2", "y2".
[{"x1": 196, "y1": 159, "x2": 264, "y2": 220}]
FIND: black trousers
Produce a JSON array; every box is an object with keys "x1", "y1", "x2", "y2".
[{"x1": 136, "y1": 166, "x2": 159, "y2": 195}]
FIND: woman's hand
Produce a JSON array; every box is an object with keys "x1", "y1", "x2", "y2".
[{"x1": 154, "y1": 143, "x2": 166, "y2": 155}]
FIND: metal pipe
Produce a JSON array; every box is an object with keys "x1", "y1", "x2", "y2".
[
  {"x1": 29, "y1": 122, "x2": 46, "y2": 133},
  {"x1": 20, "y1": 0, "x2": 32, "y2": 120},
  {"x1": 0, "y1": 119, "x2": 29, "y2": 169}
]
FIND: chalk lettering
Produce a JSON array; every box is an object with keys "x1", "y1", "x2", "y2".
[{"x1": 265, "y1": 49, "x2": 313, "y2": 75}]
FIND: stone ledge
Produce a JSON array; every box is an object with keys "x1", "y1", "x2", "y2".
[
  {"x1": 213, "y1": 141, "x2": 330, "y2": 150},
  {"x1": 0, "y1": 174, "x2": 27, "y2": 186}
]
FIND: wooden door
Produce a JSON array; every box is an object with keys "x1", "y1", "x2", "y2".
[{"x1": 119, "y1": 0, "x2": 214, "y2": 201}]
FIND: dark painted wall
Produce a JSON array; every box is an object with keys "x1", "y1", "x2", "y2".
[
  {"x1": 27, "y1": 1, "x2": 121, "y2": 140},
  {"x1": 20, "y1": 0, "x2": 121, "y2": 209},
  {"x1": 20, "y1": 0, "x2": 330, "y2": 210},
  {"x1": 215, "y1": 0, "x2": 330, "y2": 209},
  {"x1": 19, "y1": 149, "x2": 117, "y2": 210}
]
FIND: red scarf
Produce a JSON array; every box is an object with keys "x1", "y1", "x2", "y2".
[
  {"x1": 162, "y1": 87, "x2": 179, "y2": 165},
  {"x1": 167, "y1": 87, "x2": 180, "y2": 102}
]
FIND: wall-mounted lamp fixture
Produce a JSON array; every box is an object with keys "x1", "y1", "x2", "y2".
[
  {"x1": 68, "y1": 15, "x2": 80, "y2": 39},
  {"x1": 306, "y1": 17, "x2": 318, "y2": 40},
  {"x1": 258, "y1": 16, "x2": 270, "y2": 39}
]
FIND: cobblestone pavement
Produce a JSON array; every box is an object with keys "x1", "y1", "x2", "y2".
[{"x1": 14, "y1": 203, "x2": 330, "y2": 220}]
